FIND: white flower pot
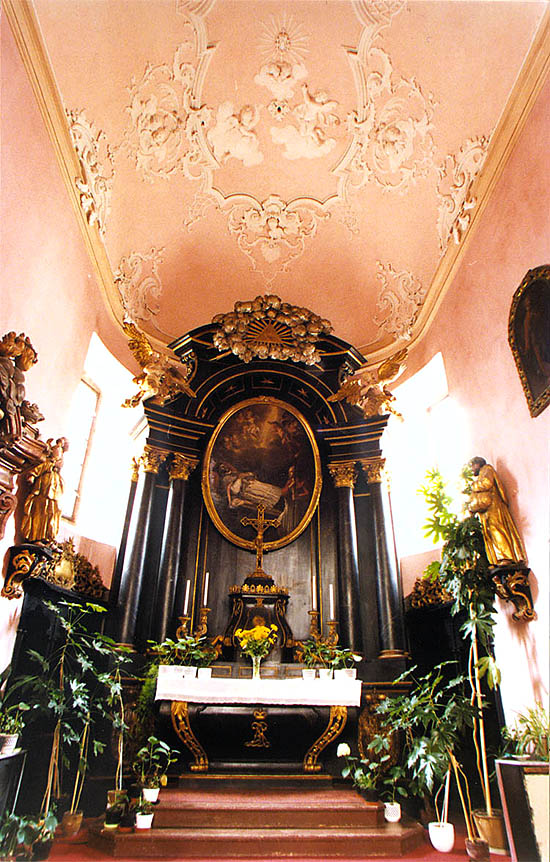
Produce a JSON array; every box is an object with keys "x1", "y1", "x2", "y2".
[
  {"x1": 342, "y1": 667, "x2": 357, "y2": 679},
  {"x1": 197, "y1": 667, "x2": 212, "y2": 679},
  {"x1": 318, "y1": 668, "x2": 333, "y2": 680},
  {"x1": 302, "y1": 668, "x2": 316, "y2": 679},
  {"x1": 182, "y1": 666, "x2": 197, "y2": 678},
  {"x1": 142, "y1": 786, "x2": 160, "y2": 802},
  {"x1": 135, "y1": 812, "x2": 154, "y2": 829},
  {"x1": 428, "y1": 821, "x2": 455, "y2": 853},
  {"x1": 0, "y1": 734, "x2": 19, "y2": 755},
  {"x1": 384, "y1": 802, "x2": 401, "y2": 822}
]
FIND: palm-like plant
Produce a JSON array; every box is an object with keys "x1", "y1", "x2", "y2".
[{"x1": 420, "y1": 467, "x2": 500, "y2": 818}]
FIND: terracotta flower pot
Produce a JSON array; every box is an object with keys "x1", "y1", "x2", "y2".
[
  {"x1": 465, "y1": 837, "x2": 490, "y2": 861},
  {"x1": 473, "y1": 808, "x2": 508, "y2": 855},
  {"x1": 60, "y1": 810, "x2": 83, "y2": 837}
]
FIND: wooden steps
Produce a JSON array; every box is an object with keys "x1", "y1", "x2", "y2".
[{"x1": 89, "y1": 782, "x2": 425, "y2": 859}]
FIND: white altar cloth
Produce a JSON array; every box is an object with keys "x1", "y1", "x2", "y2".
[{"x1": 155, "y1": 665, "x2": 361, "y2": 706}]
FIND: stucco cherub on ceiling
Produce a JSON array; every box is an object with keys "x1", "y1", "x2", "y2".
[{"x1": 31, "y1": 0, "x2": 542, "y2": 356}]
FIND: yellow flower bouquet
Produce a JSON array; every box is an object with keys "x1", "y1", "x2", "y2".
[{"x1": 235, "y1": 623, "x2": 278, "y2": 679}]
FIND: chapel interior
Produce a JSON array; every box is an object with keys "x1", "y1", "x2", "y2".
[{"x1": 1, "y1": 0, "x2": 549, "y2": 859}]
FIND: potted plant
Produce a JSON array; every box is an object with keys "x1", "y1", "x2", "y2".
[
  {"x1": 134, "y1": 796, "x2": 154, "y2": 830},
  {"x1": 420, "y1": 467, "x2": 507, "y2": 855},
  {"x1": 371, "y1": 663, "x2": 487, "y2": 859},
  {"x1": 0, "y1": 811, "x2": 58, "y2": 861},
  {"x1": 331, "y1": 647, "x2": 362, "y2": 679},
  {"x1": 11, "y1": 600, "x2": 132, "y2": 833},
  {"x1": 296, "y1": 638, "x2": 335, "y2": 679},
  {"x1": 132, "y1": 735, "x2": 178, "y2": 802},
  {"x1": 503, "y1": 702, "x2": 550, "y2": 760},
  {"x1": 0, "y1": 700, "x2": 29, "y2": 755},
  {"x1": 234, "y1": 624, "x2": 278, "y2": 679},
  {"x1": 149, "y1": 634, "x2": 215, "y2": 678}
]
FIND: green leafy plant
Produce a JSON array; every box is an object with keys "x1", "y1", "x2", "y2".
[
  {"x1": 132, "y1": 735, "x2": 178, "y2": 788},
  {"x1": 296, "y1": 638, "x2": 335, "y2": 669},
  {"x1": 420, "y1": 467, "x2": 500, "y2": 819},
  {"x1": 0, "y1": 811, "x2": 57, "y2": 860},
  {"x1": 135, "y1": 796, "x2": 154, "y2": 815},
  {"x1": 0, "y1": 701, "x2": 29, "y2": 735},
  {"x1": 330, "y1": 647, "x2": 362, "y2": 670},
  {"x1": 149, "y1": 634, "x2": 215, "y2": 667},
  {"x1": 11, "y1": 600, "x2": 132, "y2": 818},
  {"x1": 503, "y1": 702, "x2": 550, "y2": 761},
  {"x1": 337, "y1": 741, "x2": 408, "y2": 803},
  {"x1": 373, "y1": 663, "x2": 478, "y2": 839}
]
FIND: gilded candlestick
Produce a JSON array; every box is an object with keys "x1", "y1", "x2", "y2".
[{"x1": 194, "y1": 606, "x2": 210, "y2": 638}]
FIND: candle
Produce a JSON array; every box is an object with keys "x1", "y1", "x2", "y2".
[
  {"x1": 183, "y1": 579, "x2": 190, "y2": 615},
  {"x1": 311, "y1": 573, "x2": 317, "y2": 611},
  {"x1": 203, "y1": 571, "x2": 209, "y2": 606},
  {"x1": 329, "y1": 583, "x2": 335, "y2": 620}
]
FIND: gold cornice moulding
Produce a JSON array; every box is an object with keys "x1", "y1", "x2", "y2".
[
  {"x1": 328, "y1": 462, "x2": 357, "y2": 489},
  {"x1": 170, "y1": 453, "x2": 199, "y2": 482}
]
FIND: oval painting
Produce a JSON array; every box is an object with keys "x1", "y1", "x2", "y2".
[{"x1": 202, "y1": 399, "x2": 321, "y2": 550}]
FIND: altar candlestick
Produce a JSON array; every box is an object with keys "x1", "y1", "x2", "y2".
[
  {"x1": 203, "y1": 571, "x2": 209, "y2": 606},
  {"x1": 183, "y1": 579, "x2": 190, "y2": 615},
  {"x1": 329, "y1": 583, "x2": 335, "y2": 619}
]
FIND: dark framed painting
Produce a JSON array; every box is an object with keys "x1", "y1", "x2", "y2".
[
  {"x1": 202, "y1": 398, "x2": 322, "y2": 551},
  {"x1": 508, "y1": 265, "x2": 550, "y2": 418}
]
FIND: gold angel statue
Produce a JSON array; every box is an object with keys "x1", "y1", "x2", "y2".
[
  {"x1": 329, "y1": 348, "x2": 407, "y2": 418},
  {"x1": 122, "y1": 322, "x2": 195, "y2": 408}
]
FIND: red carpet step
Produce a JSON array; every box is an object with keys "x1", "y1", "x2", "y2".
[{"x1": 88, "y1": 784, "x2": 425, "y2": 858}]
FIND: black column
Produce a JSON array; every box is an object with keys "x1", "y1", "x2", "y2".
[
  {"x1": 328, "y1": 462, "x2": 362, "y2": 651},
  {"x1": 109, "y1": 457, "x2": 140, "y2": 608},
  {"x1": 153, "y1": 453, "x2": 198, "y2": 643},
  {"x1": 116, "y1": 446, "x2": 166, "y2": 646},
  {"x1": 361, "y1": 459, "x2": 406, "y2": 656}
]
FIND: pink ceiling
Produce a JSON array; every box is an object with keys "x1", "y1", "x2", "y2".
[{"x1": 22, "y1": 0, "x2": 548, "y2": 358}]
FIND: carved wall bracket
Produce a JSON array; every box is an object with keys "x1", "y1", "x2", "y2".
[{"x1": 492, "y1": 564, "x2": 537, "y2": 622}]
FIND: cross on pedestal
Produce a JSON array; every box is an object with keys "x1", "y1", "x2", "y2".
[{"x1": 241, "y1": 504, "x2": 282, "y2": 575}]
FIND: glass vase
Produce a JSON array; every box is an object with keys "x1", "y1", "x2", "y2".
[{"x1": 252, "y1": 655, "x2": 262, "y2": 680}]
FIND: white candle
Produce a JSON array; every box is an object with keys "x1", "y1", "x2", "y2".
[
  {"x1": 329, "y1": 583, "x2": 335, "y2": 619},
  {"x1": 183, "y1": 579, "x2": 190, "y2": 615},
  {"x1": 203, "y1": 571, "x2": 209, "y2": 606},
  {"x1": 311, "y1": 574, "x2": 317, "y2": 611}
]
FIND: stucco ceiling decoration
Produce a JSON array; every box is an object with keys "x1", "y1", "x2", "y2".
[{"x1": 6, "y1": 0, "x2": 549, "y2": 370}]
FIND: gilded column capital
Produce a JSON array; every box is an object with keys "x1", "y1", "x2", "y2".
[
  {"x1": 328, "y1": 462, "x2": 357, "y2": 489},
  {"x1": 141, "y1": 446, "x2": 167, "y2": 474},
  {"x1": 169, "y1": 453, "x2": 199, "y2": 482},
  {"x1": 360, "y1": 458, "x2": 386, "y2": 484}
]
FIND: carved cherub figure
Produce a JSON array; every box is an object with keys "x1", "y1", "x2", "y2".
[
  {"x1": 329, "y1": 348, "x2": 407, "y2": 419},
  {"x1": 122, "y1": 321, "x2": 195, "y2": 408}
]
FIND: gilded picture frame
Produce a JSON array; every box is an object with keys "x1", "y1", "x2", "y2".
[
  {"x1": 202, "y1": 398, "x2": 322, "y2": 551},
  {"x1": 508, "y1": 265, "x2": 550, "y2": 418}
]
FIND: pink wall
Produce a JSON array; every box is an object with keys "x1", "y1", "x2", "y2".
[
  {"x1": 401, "y1": 75, "x2": 550, "y2": 718},
  {"x1": 0, "y1": 18, "x2": 113, "y2": 668}
]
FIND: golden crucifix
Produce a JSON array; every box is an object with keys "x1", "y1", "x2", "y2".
[{"x1": 241, "y1": 504, "x2": 282, "y2": 574}]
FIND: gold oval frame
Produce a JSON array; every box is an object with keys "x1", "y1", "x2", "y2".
[{"x1": 202, "y1": 397, "x2": 322, "y2": 551}]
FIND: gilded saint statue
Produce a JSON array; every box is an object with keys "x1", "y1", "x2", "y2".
[
  {"x1": 21, "y1": 437, "x2": 69, "y2": 542},
  {"x1": 467, "y1": 457, "x2": 527, "y2": 567}
]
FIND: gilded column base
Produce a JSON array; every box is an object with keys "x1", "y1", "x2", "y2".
[{"x1": 303, "y1": 705, "x2": 347, "y2": 772}]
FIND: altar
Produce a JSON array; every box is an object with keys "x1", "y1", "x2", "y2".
[{"x1": 156, "y1": 667, "x2": 362, "y2": 775}]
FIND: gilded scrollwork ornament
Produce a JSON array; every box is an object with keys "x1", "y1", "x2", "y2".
[
  {"x1": 122, "y1": 321, "x2": 196, "y2": 408},
  {"x1": 328, "y1": 349, "x2": 407, "y2": 419}
]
